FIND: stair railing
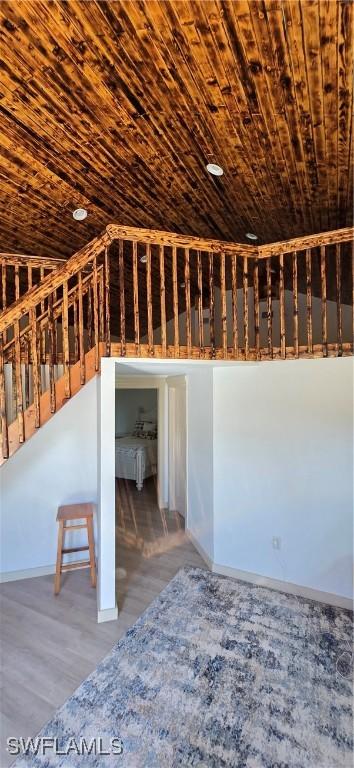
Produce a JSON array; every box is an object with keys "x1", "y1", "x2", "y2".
[
  {"x1": 0, "y1": 253, "x2": 66, "y2": 311},
  {"x1": 0, "y1": 224, "x2": 353, "y2": 462}
]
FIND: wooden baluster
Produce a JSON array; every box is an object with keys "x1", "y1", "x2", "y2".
[
  {"x1": 40, "y1": 267, "x2": 46, "y2": 363},
  {"x1": 25, "y1": 266, "x2": 32, "y2": 405},
  {"x1": 132, "y1": 242, "x2": 140, "y2": 356},
  {"x1": 13, "y1": 264, "x2": 24, "y2": 441},
  {"x1": 266, "y1": 257, "x2": 273, "y2": 358},
  {"x1": 320, "y1": 245, "x2": 327, "y2": 357},
  {"x1": 293, "y1": 252, "x2": 299, "y2": 358},
  {"x1": 172, "y1": 245, "x2": 179, "y2": 357},
  {"x1": 78, "y1": 271, "x2": 85, "y2": 385},
  {"x1": 185, "y1": 248, "x2": 192, "y2": 357},
  {"x1": 336, "y1": 243, "x2": 342, "y2": 356},
  {"x1": 253, "y1": 258, "x2": 260, "y2": 359},
  {"x1": 197, "y1": 250, "x2": 204, "y2": 356},
  {"x1": 47, "y1": 294, "x2": 56, "y2": 413},
  {"x1": 209, "y1": 252, "x2": 215, "y2": 358},
  {"x1": 119, "y1": 240, "x2": 126, "y2": 356},
  {"x1": 159, "y1": 245, "x2": 166, "y2": 356},
  {"x1": 104, "y1": 246, "x2": 111, "y2": 356},
  {"x1": 73, "y1": 300, "x2": 79, "y2": 362},
  {"x1": 352, "y1": 240, "x2": 354, "y2": 347},
  {"x1": 279, "y1": 253, "x2": 286, "y2": 359},
  {"x1": 93, "y1": 256, "x2": 100, "y2": 371},
  {"x1": 306, "y1": 248, "x2": 313, "y2": 354},
  {"x1": 0, "y1": 338, "x2": 8, "y2": 458},
  {"x1": 231, "y1": 254, "x2": 238, "y2": 359},
  {"x1": 243, "y1": 256, "x2": 249, "y2": 360},
  {"x1": 53, "y1": 287, "x2": 58, "y2": 364},
  {"x1": 220, "y1": 252, "x2": 227, "y2": 358},
  {"x1": 1, "y1": 260, "x2": 6, "y2": 315},
  {"x1": 14, "y1": 318, "x2": 24, "y2": 442},
  {"x1": 62, "y1": 280, "x2": 70, "y2": 398},
  {"x1": 30, "y1": 307, "x2": 40, "y2": 428},
  {"x1": 87, "y1": 282, "x2": 93, "y2": 350},
  {"x1": 146, "y1": 244, "x2": 154, "y2": 356},
  {"x1": 99, "y1": 268, "x2": 104, "y2": 343}
]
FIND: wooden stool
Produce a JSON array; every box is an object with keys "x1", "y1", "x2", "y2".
[{"x1": 54, "y1": 503, "x2": 96, "y2": 595}]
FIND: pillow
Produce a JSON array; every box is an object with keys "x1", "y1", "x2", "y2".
[{"x1": 132, "y1": 419, "x2": 157, "y2": 439}]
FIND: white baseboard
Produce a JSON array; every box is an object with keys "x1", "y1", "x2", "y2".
[
  {"x1": 212, "y1": 562, "x2": 353, "y2": 611},
  {"x1": 0, "y1": 564, "x2": 56, "y2": 583},
  {"x1": 97, "y1": 604, "x2": 118, "y2": 623},
  {"x1": 186, "y1": 529, "x2": 213, "y2": 569},
  {"x1": 186, "y1": 528, "x2": 352, "y2": 611}
]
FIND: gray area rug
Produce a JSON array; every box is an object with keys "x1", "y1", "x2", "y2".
[{"x1": 14, "y1": 567, "x2": 353, "y2": 767}]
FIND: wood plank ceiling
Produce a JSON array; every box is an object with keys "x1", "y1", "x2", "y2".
[{"x1": 0, "y1": 0, "x2": 352, "y2": 260}]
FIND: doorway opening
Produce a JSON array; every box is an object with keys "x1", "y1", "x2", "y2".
[{"x1": 114, "y1": 373, "x2": 199, "y2": 620}]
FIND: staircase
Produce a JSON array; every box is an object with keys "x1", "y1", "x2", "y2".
[{"x1": 0, "y1": 224, "x2": 353, "y2": 465}]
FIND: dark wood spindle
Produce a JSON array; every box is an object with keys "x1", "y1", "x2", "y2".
[
  {"x1": 279, "y1": 253, "x2": 286, "y2": 359},
  {"x1": 132, "y1": 242, "x2": 140, "y2": 356},
  {"x1": 336, "y1": 243, "x2": 342, "y2": 355},
  {"x1": 197, "y1": 250, "x2": 204, "y2": 356},
  {"x1": 159, "y1": 245, "x2": 166, "y2": 356},
  {"x1": 266, "y1": 257, "x2": 273, "y2": 358},
  {"x1": 62, "y1": 280, "x2": 71, "y2": 398},
  {"x1": 253, "y1": 258, "x2": 260, "y2": 359},
  {"x1": 209, "y1": 252, "x2": 215, "y2": 358},
  {"x1": 231, "y1": 254, "x2": 238, "y2": 359},
  {"x1": 0, "y1": 337, "x2": 8, "y2": 458},
  {"x1": 306, "y1": 248, "x2": 313, "y2": 354},
  {"x1": 221, "y1": 252, "x2": 227, "y2": 358},
  {"x1": 185, "y1": 248, "x2": 192, "y2": 357},
  {"x1": 104, "y1": 246, "x2": 111, "y2": 357},
  {"x1": 292, "y1": 252, "x2": 299, "y2": 358},
  {"x1": 119, "y1": 240, "x2": 126, "y2": 356},
  {"x1": 320, "y1": 245, "x2": 327, "y2": 356},
  {"x1": 243, "y1": 256, "x2": 249, "y2": 360}
]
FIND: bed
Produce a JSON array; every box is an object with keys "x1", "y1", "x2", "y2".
[{"x1": 115, "y1": 434, "x2": 157, "y2": 491}]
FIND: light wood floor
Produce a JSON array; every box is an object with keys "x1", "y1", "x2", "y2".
[{"x1": 0, "y1": 478, "x2": 204, "y2": 767}]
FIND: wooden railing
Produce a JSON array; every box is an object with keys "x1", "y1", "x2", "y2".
[
  {"x1": 0, "y1": 224, "x2": 353, "y2": 461},
  {"x1": 1, "y1": 253, "x2": 66, "y2": 311}
]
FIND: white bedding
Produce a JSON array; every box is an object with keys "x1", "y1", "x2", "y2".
[{"x1": 115, "y1": 437, "x2": 157, "y2": 490}]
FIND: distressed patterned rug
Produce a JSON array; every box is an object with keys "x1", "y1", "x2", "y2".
[{"x1": 14, "y1": 567, "x2": 353, "y2": 767}]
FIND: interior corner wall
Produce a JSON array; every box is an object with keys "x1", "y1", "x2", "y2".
[
  {"x1": 186, "y1": 367, "x2": 214, "y2": 562},
  {"x1": 0, "y1": 377, "x2": 98, "y2": 578},
  {"x1": 212, "y1": 357, "x2": 353, "y2": 600}
]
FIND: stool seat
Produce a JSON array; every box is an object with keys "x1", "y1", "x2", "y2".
[
  {"x1": 54, "y1": 502, "x2": 96, "y2": 595},
  {"x1": 57, "y1": 502, "x2": 94, "y2": 521}
]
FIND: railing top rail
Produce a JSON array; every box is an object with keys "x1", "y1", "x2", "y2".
[
  {"x1": 0, "y1": 231, "x2": 110, "y2": 333},
  {"x1": 257, "y1": 226, "x2": 354, "y2": 258},
  {"x1": 0, "y1": 253, "x2": 66, "y2": 269},
  {"x1": 106, "y1": 224, "x2": 354, "y2": 259},
  {"x1": 106, "y1": 224, "x2": 257, "y2": 256}
]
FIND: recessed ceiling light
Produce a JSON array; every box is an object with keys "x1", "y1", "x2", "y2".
[
  {"x1": 140, "y1": 254, "x2": 147, "y2": 264},
  {"x1": 206, "y1": 163, "x2": 224, "y2": 176},
  {"x1": 246, "y1": 232, "x2": 258, "y2": 240},
  {"x1": 73, "y1": 208, "x2": 88, "y2": 221}
]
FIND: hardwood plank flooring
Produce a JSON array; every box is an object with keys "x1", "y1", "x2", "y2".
[{"x1": 0, "y1": 477, "x2": 204, "y2": 766}]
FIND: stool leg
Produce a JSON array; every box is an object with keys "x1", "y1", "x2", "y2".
[
  {"x1": 87, "y1": 517, "x2": 96, "y2": 588},
  {"x1": 54, "y1": 520, "x2": 64, "y2": 595}
]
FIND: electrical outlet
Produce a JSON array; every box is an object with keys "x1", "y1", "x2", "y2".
[{"x1": 272, "y1": 536, "x2": 281, "y2": 550}]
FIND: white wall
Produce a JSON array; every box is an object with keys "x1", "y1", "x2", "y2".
[
  {"x1": 213, "y1": 357, "x2": 353, "y2": 600},
  {"x1": 0, "y1": 378, "x2": 98, "y2": 577},
  {"x1": 186, "y1": 369, "x2": 214, "y2": 561},
  {"x1": 115, "y1": 388, "x2": 157, "y2": 435}
]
